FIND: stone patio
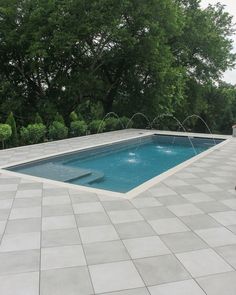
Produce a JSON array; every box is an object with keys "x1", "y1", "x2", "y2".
[{"x1": 0, "y1": 129, "x2": 236, "y2": 295}]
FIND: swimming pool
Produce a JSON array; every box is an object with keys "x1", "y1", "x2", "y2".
[{"x1": 6, "y1": 134, "x2": 224, "y2": 193}]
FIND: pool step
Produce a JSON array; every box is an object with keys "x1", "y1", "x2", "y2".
[
  {"x1": 28, "y1": 163, "x2": 92, "y2": 182},
  {"x1": 68, "y1": 171, "x2": 105, "y2": 185}
]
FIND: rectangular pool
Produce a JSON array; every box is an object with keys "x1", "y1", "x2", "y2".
[{"x1": 6, "y1": 135, "x2": 224, "y2": 193}]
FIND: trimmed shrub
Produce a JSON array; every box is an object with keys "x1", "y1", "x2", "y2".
[
  {"x1": 0, "y1": 124, "x2": 12, "y2": 149},
  {"x1": 105, "y1": 117, "x2": 123, "y2": 131},
  {"x1": 70, "y1": 121, "x2": 87, "y2": 137},
  {"x1": 48, "y1": 121, "x2": 68, "y2": 140},
  {"x1": 89, "y1": 120, "x2": 106, "y2": 134},
  {"x1": 69, "y1": 111, "x2": 78, "y2": 122},
  {"x1": 20, "y1": 123, "x2": 46, "y2": 145},
  {"x1": 54, "y1": 112, "x2": 65, "y2": 124},
  {"x1": 6, "y1": 112, "x2": 18, "y2": 146},
  {"x1": 35, "y1": 113, "x2": 43, "y2": 124}
]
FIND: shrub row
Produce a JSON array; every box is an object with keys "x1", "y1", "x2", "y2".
[{"x1": 0, "y1": 113, "x2": 131, "y2": 148}]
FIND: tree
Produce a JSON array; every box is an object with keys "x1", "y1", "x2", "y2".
[
  {"x1": 0, "y1": 0, "x2": 235, "y2": 135},
  {"x1": 6, "y1": 112, "x2": 18, "y2": 146},
  {"x1": 0, "y1": 124, "x2": 12, "y2": 149},
  {"x1": 171, "y1": 0, "x2": 236, "y2": 122},
  {"x1": 0, "y1": 0, "x2": 184, "y2": 119}
]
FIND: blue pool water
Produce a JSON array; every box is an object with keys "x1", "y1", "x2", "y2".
[{"x1": 7, "y1": 135, "x2": 223, "y2": 193}]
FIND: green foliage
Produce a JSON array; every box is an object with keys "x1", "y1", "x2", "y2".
[
  {"x1": 105, "y1": 118, "x2": 123, "y2": 131},
  {"x1": 6, "y1": 112, "x2": 18, "y2": 146},
  {"x1": 48, "y1": 121, "x2": 68, "y2": 140},
  {"x1": 0, "y1": 124, "x2": 12, "y2": 149},
  {"x1": 69, "y1": 111, "x2": 78, "y2": 122},
  {"x1": 54, "y1": 113, "x2": 65, "y2": 124},
  {"x1": 89, "y1": 120, "x2": 106, "y2": 134},
  {"x1": 70, "y1": 121, "x2": 87, "y2": 137},
  {"x1": 0, "y1": 0, "x2": 235, "y2": 139},
  {"x1": 20, "y1": 123, "x2": 46, "y2": 145},
  {"x1": 35, "y1": 113, "x2": 43, "y2": 124}
]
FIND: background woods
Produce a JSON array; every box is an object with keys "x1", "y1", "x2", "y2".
[{"x1": 0, "y1": 0, "x2": 235, "y2": 148}]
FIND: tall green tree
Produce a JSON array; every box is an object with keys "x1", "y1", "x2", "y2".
[
  {"x1": 6, "y1": 112, "x2": 18, "y2": 146},
  {"x1": 0, "y1": 0, "x2": 235, "y2": 134}
]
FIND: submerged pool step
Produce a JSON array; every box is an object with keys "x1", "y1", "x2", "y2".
[
  {"x1": 27, "y1": 163, "x2": 92, "y2": 182},
  {"x1": 68, "y1": 171, "x2": 104, "y2": 185}
]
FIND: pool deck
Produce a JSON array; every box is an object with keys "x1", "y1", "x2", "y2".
[{"x1": 0, "y1": 129, "x2": 236, "y2": 295}]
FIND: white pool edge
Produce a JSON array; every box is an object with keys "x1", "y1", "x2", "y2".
[{"x1": 0, "y1": 130, "x2": 232, "y2": 200}]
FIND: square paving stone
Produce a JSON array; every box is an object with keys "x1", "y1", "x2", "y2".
[
  {"x1": 221, "y1": 199, "x2": 236, "y2": 210},
  {"x1": 176, "y1": 248, "x2": 233, "y2": 277},
  {"x1": 175, "y1": 172, "x2": 198, "y2": 179},
  {"x1": 13, "y1": 197, "x2": 41, "y2": 208},
  {"x1": 195, "y1": 201, "x2": 229, "y2": 213},
  {"x1": 180, "y1": 214, "x2": 221, "y2": 230},
  {"x1": 0, "y1": 191, "x2": 16, "y2": 200},
  {"x1": 157, "y1": 195, "x2": 187, "y2": 206},
  {"x1": 41, "y1": 245, "x2": 86, "y2": 270},
  {"x1": 42, "y1": 204, "x2": 74, "y2": 217},
  {"x1": 76, "y1": 212, "x2": 110, "y2": 227},
  {"x1": 149, "y1": 186, "x2": 177, "y2": 197},
  {"x1": 41, "y1": 266, "x2": 93, "y2": 295},
  {"x1": 0, "y1": 209, "x2": 10, "y2": 220},
  {"x1": 115, "y1": 221, "x2": 156, "y2": 239},
  {"x1": 15, "y1": 189, "x2": 42, "y2": 198},
  {"x1": 169, "y1": 185, "x2": 201, "y2": 195},
  {"x1": 79, "y1": 224, "x2": 119, "y2": 243},
  {"x1": 102, "y1": 200, "x2": 134, "y2": 211},
  {"x1": 84, "y1": 240, "x2": 129, "y2": 264},
  {"x1": 197, "y1": 271, "x2": 236, "y2": 295},
  {"x1": 0, "y1": 272, "x2": 39, "y2": 295},
  {"x1": 43, "y1": 188, "x2": 69, "y2": 197},
  {"x1": 182, "y1": 192, "x2": 213, "y2": 203},
  {"x1": 70, "y1": 192, "x2": 98, "y2": 203},
  {"x1": 195, "y1": 227, "x2": 236, "y2": 247},
  {"x1": 160, "y1": 232, "x2": 208, "y2": 253},
  {"x1": 0, "y1": 184, "x2": 18, "y2": 192},
  {"x1": 0, "y1": 232, "x2": 40, "y2": 252},
  {"x1": 5, "y1": 218, "x2": 41, "y2": 234},
  {"x1": 149, "y1": 218, "x2": 189, "y2": 235},
  {"x1": 73, "y1": 202, "x2": 104, "y2": 214},
  {"x1": 0, "y1": 199, "x2": 13, "y2": 209},
  {"x1": 228, "y1": 224, "x2": 236, "y2": 234},
  {"x1": 89, "y1": 260, "x2": 144, "y2": 293},
  {"x1": 163, "y1": 178, "x2": 189, "y2": 187},
  {"x1": 18, "y1": 182, "x2": 43, "y2": 190},
  {"x1": 148, "y1": 279, "x2": 206, "y2": 295},
  {"x1": 130, "y1": 197, "x2": 162, "y2": 209},
  {"x1": 167, "y1": 204, "x2": 203, "y2": 217},
  {"x1": 0, "y1": 249, "x2": 40, "y2": 275},
  {"x1": 209, "y1": 211, "x2": 236, "y2": 226},
  {"x1": 0, "y1": 220, "x2": 6, "y2": 235},
  {"x1": 215, "y1": 244, "x2": 236, "y2": 268},
  {"x1": 42, "y1": 215, "x2": 77, "y2": 231},
  {"x1": 42, "y1": 228, "x2": 81, "y2": 247},
  {"x1": 9, "y1": 207, "x2": 41, "y2": 219},
  {"x1": 42, "y1": 195, "x2": 71, "y2": 206},
  {"x1": 99, "y1": 288, "x2": 149, "y2": 295},
  {"x1": 123, "y1": 236, "x2": 170, "y2": 259},
  {"x1": 139, "y1": 207, "x2": 174, "y2": 220},
  {"x1": 194, "y1": 183, "x2": 221, "y2": 192},
  {"x1": 108, "y1": 209, "x2": 144, "y2": 224},
  {"x1": 134, "y1": 254, "x2": 190, "y2": 285}
]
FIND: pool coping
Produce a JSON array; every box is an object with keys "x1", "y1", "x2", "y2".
[{"x1": 0, "y1": 130, "x2": 232, "y2": 199}]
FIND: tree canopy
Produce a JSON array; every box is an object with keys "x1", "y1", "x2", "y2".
[{"x1": 0, "y1": 0, "x2": 235, "y2": 134}]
